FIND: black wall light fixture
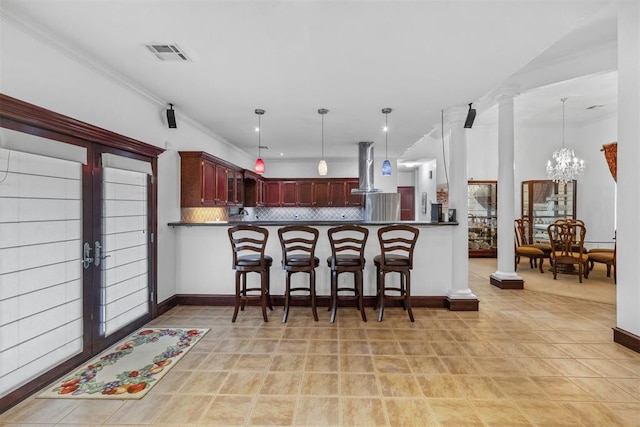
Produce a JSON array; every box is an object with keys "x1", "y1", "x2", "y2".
[
  {"x1": 167, "y1": 103, "x2": 177, "y2": 129},
  {"x1": 464, "y1": 103, "x2": 476, "y2": 129}
]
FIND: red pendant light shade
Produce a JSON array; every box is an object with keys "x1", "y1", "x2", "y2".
[
  {"x1": 254, "y1": 109, "x2": 265, "y2": 175},
  {"x1": 254, "y1": 157, "x2": 265, "y2": 175}
]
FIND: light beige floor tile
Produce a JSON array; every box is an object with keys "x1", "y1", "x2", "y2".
[
  {"x1": 340, "y1": 340, "x2": 371, "y2": 355},
  {"x1": 55, "y1": 400, "x2": 124, "y2": 424},
  {"x1": 473, "y1": 357, "x2": 521, "y2": 376},
  {"x1": 339, "y1": 328, "x2": 368, "y2": 340},
  {"x1": 462, "y1": 341, "x2": 504, "y2": 357},
  {"x1": 471, "y1": 400, "x2": 533, "y2": 426},
  {"x1": 341, "y1": 397, "x2": 388, "y2": 426},
  {"x1": 571, "y1": 377, "x2": 637, "y2": 402},
  {"x1": 201, "y1": 352, "x2": 240, "y2": 370},
  {"x1": 520, "y1": 343, "x2": 571, "y2": 358},
  {"x1": 0, "y1": 398, "x2": 80, "y2": 424},
  {"x1": 247, "y1": 395, "x2": 296, "y2": 426},
  {"x1": 406, "y1": 356, "x2": 448, "y2": 375},
  {"x1": 398, "y1": 341, "x2": 435, "y2": 356},
  {"x1": 560, "y1": 401, "x2": 631, "y2": 427},
  {"x1": 453, "y1": 376, "x2": 506, "y2": 400},
  {"x1": 151, "y1": 394, "x2": 212, "y2": 424},
  {"x1": 270, "y1": 354, "x2": 306, "y2": 372},
  {"x1": 340, "y1": 354, "x2": 375, "y2": 373},
  {"x1": 377, "y1": 374, "x2": 423, "y2": 397},
  {"x1": 308, "y1": 339, "x2": 339, "y2": 354},
  {"x1": 260, "y1": 372, "x2": 302, "y2": 395},
  {"x1": 576, "y1": 358, "x2": 638, "y2": 378},
  {"x1": 383, "y1": 398, "x2": 438, "y2": 427},
  {"x1": 218, "y1": 371, "x2": 265, "y2": 395},
  {"x1": 605, "y1": 402, "x2": 640, "y2": 426},
  {"x1": 178, "y1": 370, "x2": 228, "y2": 394},
  {"x1": 440, "y1": 357, "x2": 481, "y2": 375},
  {"x1": 611, "y1": 358, "x2": 640, "y2": 376},
  {"x1": 431, "y1": 341, "x2": 468, "y2": 356},
  {"x1": 372, "y1": 355, "x2": 412, "y2": 373},
  {"x1": 492, "y1": 376, "x2": 549, "y2": 400},
  {"x1": 489, "y1": 342, "x2": 536, "y2": 358},
  {"x1": 369, "y1": 340, "x2": 404, "y2": 355},
  {"x1": 277, "y1": 339, "x2": 310, "y2": 353},
  {"x1": 305, "y1": 354, "x2": 339, "y2": 372},
  {"x1": 515, "y1": 400, "x2": 581, "y2": 426},
  {"x1": 300, "y1": 372, "x2": 339, "y2": 395},
  {"x1": 104, "y1": 394, "x2": 170, "y2": 424},
  {"x1": 418, "y1": 374, "x2": 465, "y2": 398},
  {"x1": 531, "y1": 376, "x2": 596, "y2": 401},
  {"x1": 542, "y1": 357, "x2": 601, "y2": 377},
  {"x1": 428, "y1": 398, "x2": 484, "y2": 426},
  {"x1": 517, "y1": 357, "x2": 564, "y2": 376},
  {"x1": 606, "y1": 377, "x2": 640, "y2": 398},
  {"x1": 198, "y1": 395, "x2": 253, "y2": 425},
  {"x1": 365, "y1": 328, "x2": 396, "y2": 340},
  {"x1": 294, "y1": 396, "x2": 340, "y2": 426},
  {"x1": 340, "y1": 374, "x2": 380, "y2": 396}
]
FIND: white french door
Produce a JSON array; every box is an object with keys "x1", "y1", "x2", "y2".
[{"x1": 0, "y1": 130, "x2": 154, "y2": 399}]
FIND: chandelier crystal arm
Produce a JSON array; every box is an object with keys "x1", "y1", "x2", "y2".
[{"x1": 546, "y1": 98, "x2": 584, "y2": 183}]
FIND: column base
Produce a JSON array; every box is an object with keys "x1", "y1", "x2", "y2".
[
  {"x1": 445, "y1": 297, "x2": 479, "y2": 311},
  {"x1": 490, "y1": 272, "x2": 524, "y2": 289},
  {"x1": 613, "y1": 327, "x2": 640, "y2": 354}
]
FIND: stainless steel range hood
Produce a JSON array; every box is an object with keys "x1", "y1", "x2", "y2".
[{"x1": 351, "y1": 141, "x2": 382, "y2": 194}]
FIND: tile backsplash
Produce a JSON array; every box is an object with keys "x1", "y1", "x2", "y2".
[{"x1": 180, "y1": 207, "x2": 363, "y2": 222}]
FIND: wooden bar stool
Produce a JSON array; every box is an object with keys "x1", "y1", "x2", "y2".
[
  {"x1": 228, "y1": 224, "x2": 273, "y2": 322},
  {"x1": 374, "y1": 225, "x2": 419, "y2": 322},
  {"x1": 327, "y1": 224, "x2": 369, "y2": 323},
  {"x1": 278, "y1": 225, "x2": 320, "y2": 322}
]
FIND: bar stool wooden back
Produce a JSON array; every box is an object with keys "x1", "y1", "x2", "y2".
[
  {"x1": 327, "y1": 224, "x2": 369, "y2": 323},
  {"x1": 278, "y1": 225, "x2": 320, "y2": 322},
  {"x1": 228, "y1": 224, "x2": 273, "y2": 322},
  {"x1": 373, "y1": 225, "x2": 419, "y2": 322}
]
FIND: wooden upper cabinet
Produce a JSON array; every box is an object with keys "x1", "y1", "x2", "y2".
[
  {"x1": 329, "y1": 181, "x2": 346, "y2": 206},
  {"x1": 264, "y1": 181, "x2": 281, "y2": 206},
  {"x1": 281, "y1": 181, "x2": 297, "y2": 206},
  {"x1": 314, "y1": 181, "x2": 330, "y2": 206},
  {"x1": 345, "y1": 179, "x2": 364, "y2": 206},
  {"x1": 179, "y1": 151, "x2": 243, "y2": 207},
  {"x1": 243, "y1": 171, "x2": 264, "y2": 207},
  {"x1": 296, "y1": 181, "x2": 314, "y2": 206}
]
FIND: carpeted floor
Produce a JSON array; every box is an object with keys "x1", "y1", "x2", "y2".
[{"x1": 470, "y1": 258, "x2": 616, "y2": 305}]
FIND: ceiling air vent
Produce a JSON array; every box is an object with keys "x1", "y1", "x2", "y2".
[{"x1": 145, "y1": 44, "x2": 190, "y2": 61}]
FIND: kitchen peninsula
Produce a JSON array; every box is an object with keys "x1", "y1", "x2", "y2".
[{"x1": 169, "y1": 220, "x2": 467, "y2": 311}]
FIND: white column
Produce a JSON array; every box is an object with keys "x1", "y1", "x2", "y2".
[
  {"x1": 447, "y1": 107, "x2": 476, "y2": 300},
  {"x1": 616, "y1": 1, "x2": 640, "y2": 340},
  {"x1": 491, "y1": 89, "x2": 523, "y2": 284}
]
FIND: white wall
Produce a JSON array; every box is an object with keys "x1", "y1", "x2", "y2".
[{"x1": 1, "y1": 16, "x2": 255, "y2": 303}]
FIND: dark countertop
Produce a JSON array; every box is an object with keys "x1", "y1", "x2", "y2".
[{"x1": 168, "y1": 220, "x2": 457, "y2": 227}]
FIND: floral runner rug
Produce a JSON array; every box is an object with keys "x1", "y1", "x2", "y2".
[{"x1": 38, "y1": 327, "x2": 208, "y2": 400}]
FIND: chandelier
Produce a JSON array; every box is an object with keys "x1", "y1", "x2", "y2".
[{"x1": 546, "y1": 98, "x2": 585, "y2": 183}]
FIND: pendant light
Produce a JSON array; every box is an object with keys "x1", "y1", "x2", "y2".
[
  {"x1": 546, "y1": 98, "x2": 585, "y2": 183},
  {"x1": 381, "y1": 108, "x2": 392, "y2": 176},
  {"x1": 254, "y1": 109, "x2": 265, "y2": 175},
  {"x1": 318, "y1": 108, "x2": 329, "y2": 176}
]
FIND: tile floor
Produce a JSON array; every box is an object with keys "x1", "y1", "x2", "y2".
[{"x1": 1, "y1": 260, "x2": 638, "y2": 426}]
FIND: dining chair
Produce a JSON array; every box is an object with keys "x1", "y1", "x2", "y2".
[{"x1": 547, "y1": 220, "x2": 588, "y2": 282}]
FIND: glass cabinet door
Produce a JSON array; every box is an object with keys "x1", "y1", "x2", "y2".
[
  {"x1": 468, "y1": 181, "x2": 497, "y2": 257},
  {"x1": 522, "y1": 180, "x2": 576, "y2": 243}
]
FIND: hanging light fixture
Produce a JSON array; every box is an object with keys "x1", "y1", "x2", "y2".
[
  {"x1": 381, "y1": 108, "x2": 392, "y2": 176},
  {"x1": 254, "y1": 109, "x2": 265, "y2": 175},
  {"x1": 318, "y1": 108, "x2": 329, "y2": 176},
  {"x1": 546, "y1": 98, "x2": 585, "y2": 183}
]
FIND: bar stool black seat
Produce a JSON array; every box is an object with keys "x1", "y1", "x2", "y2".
[
  {"x1": 228, "y1": 224, "x2": 273, "y2": 322},
  {"x1": 327, "y1": 224, "x2": 369, "y2": 323},
  {"x1": 278, "y1": 225, "x2": 320, "y2": 322},
  {"x1": 373, "y1": 224, "x2": 419, "y2": 322}
]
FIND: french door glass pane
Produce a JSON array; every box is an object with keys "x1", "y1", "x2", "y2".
[
  {"x1": 0, "y1": 149, "x2": 83, "y2": 398},
  {"x1": 100, "y1": 167, "x2": 149, "y2": 336}
]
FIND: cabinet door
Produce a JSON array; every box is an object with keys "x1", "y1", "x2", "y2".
[
  {"x1": 314, "y1": 181, "x2": 330, "y2": 206},
  {"x1": 297, "y1": 181, "x2": 314, "y2": 206},
  {"x1": 264, "y1": 181, "x2": 281, "y2": 206},
  {"x1": 345, "y1": 180, "x2": 364, "y2": 206},
  {"x1": 202, "y1": 160, "x2": 216, "y2": 205},
  {"x1": 235, "y1": 172, "x2": 243, "y2": 205},
  {"x1": 215, "y1": 166, "x2": 228, "y2": 205},
  {"x1": 281, "y1": 181, "x2": 297, "y2": 206},
  {"x1": 257, "y1": 179, "x2": 265, "y2": 206},
  {"x1": 329, "y1": 181, "x2": 346, "y2": 206}
]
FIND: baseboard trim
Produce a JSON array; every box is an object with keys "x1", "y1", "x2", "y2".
[
  {"x1": 445, "y1": 297, "x2": 479, "y2": 311},
  {"x1": 157, "y1": 295, "x2": 179, "y2": 316},
  {"x1": 173, "y1": 294, "x2": 449, "y2": 309},
  {"x1": 490, "y1": 276, "x2": 524, "y2": 289},
  {"x1": 613, "y1": 327, "x2": 640, "y2": 354}
]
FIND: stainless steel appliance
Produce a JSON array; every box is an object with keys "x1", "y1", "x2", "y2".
[{"x1": 365, "y1": 192, "x2": 400, "y2": 221}]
